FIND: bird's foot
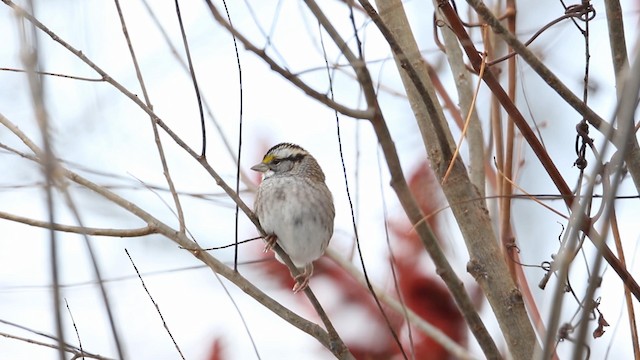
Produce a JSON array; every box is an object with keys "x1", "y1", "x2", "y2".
[
  {"x1": 263, "y1": 234, "x2": 277, "y2": 253},
  {"x1": 292, "y1": 264, "x2": 313, "y2": 293}
]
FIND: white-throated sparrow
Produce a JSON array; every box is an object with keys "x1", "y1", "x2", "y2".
[{"x1": 251, "y1": 143, "x2": 335, "y2": 293}]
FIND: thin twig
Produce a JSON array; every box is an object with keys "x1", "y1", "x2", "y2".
[
  {"x1": 603, "y1": 0, "x2": 629, "y2": 99},
  {"x1": 317, "y1": 5, "x2": 408, "y2": 357},
  {"x1": 172, "y1": 0, "x2": 206, "y2": 157},
  {"x1": 113, "y1": 0, "x2": 186, "y2": 234},
  {"x1": 0, "y1": 332, "x2": 111, "y2": 360},
  {"x1": 610, "y1": 206, "x2": 640, "y2": 359},
  {"x1": 216, "y1": 0, "x2": 245, "y2": 272},
  {"x1": 125, "y1": 249, "x2": 185, "y2": 360},
  {"x1": 64, "y1": 299, "x2": 84, "y2": 360},
  {"x1": 494, "y1": 164, "x2": 568, "y2": 220},
  {"x1": 138, "y1": 0, "x2": 255, "y2": 191},
  {"x1": 442, "y1": 46, "x2": 487, "y2": 184},
  {"x1": 501, "y1": 0, "x2": 518, "y2": 285},
  {"x1": 16, "y1": 2, "x2": 65, "y2": 357},
  {"x1": 569, "y1": 42, "x2": 640, "y2": 360},
  {"x1": 438, "y1": 1, "x2": 640, "y2": 303},
  {"x1": 0, "y1": 210, "x2": 155, "y2": 236},
  {"x1": 0, "y1": 67, "x2": 104, "y2": 81},
  {"x1": 435, "y1": 9, "x2": 486, "y2": 197},
  {"x1": 2, "y1": 102, "x2": 127, "y2": 360},
  {"x1": 58, "y1": 177, "x2": 126, "y2": 358},
  {"x1": 203, "y1": 0, "x2": 374, "y2": 120},
  {"x1": 376, "y1": 147, "x2": 416, "y2": 359},
  {"x1": 0, "y1": 319, "x2": 111, "y2": 360},
  {"x1": 538, "y1": 41, "x2": 640, "y2": 360},
  {"x1": 463, "y1": 0, "x2": 640, "y2": 196}
]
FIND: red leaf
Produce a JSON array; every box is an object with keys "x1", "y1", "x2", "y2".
[
  {"x1": 396, "y1": 261, "x2": 467, "y2": 359},
  {"x1": 388, "y1": 162, "x2": 449, "y2": 256},
  {"x1": 207, "y1": 337, "x2": 225, "y2": 360},
  {"x1": 593, "y1": 311, "x2": 609, "y2": 339}
]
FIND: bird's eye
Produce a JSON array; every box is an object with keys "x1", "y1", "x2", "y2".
[{"x1": 271, "y1": 159, "x2": 281, "y2": 165}]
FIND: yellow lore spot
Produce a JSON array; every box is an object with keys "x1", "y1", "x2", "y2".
[{"x1": 263, "y1": 154, "x2": 275, "y2": 164}]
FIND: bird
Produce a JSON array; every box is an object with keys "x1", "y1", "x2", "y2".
[{"x1": 251, "y1": 143, "x2": 335, "y2": 293}]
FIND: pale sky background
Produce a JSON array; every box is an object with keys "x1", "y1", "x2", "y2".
[{"x1": 1, "y1": 0, "x2": 640, "y2": 359}]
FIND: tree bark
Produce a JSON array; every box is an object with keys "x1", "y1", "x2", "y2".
[{"x1": 374, "y1": 0, "x2": 539, "y2": 358}]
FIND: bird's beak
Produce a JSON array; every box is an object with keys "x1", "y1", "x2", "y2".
[{"x1": 251, "y1": 162, "x2": 269, "y2": 172}]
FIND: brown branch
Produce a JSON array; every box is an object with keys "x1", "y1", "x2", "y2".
[
  {"x1": 601, "y1": 0, "x2": 640, "y2": 200},
  {"x1": 502, "y1": 0, "x2": 518, "y2": 284},
  {"x1": 0, "y1": 331, "x2": 112, "y2": 360},
  {"x1": 17, "y1": 7, "x2": 68, "y2": 357},
  {"x1": 462, "y1": 0, "x2": 640, "y2": 196},
  {"x1": 139, "y1": 0, "x2": 255, "y2": 191},
  {"x1": 462, "y1": 0, "x2": 611, "y2": 133},
  {"x1": 113, "y1": 0, "x2": 186, "y2": 234},
  {"x1": 0, "y1": 210, "x2": 155, "y2": 237},
  {"x1": 603, "y1": 0, "x2": 629, "y2": 98},
  {"x1": 540, "y1": 44, "x2": 640, "y2": 359},
  {"x1": 0, "y1": 67, "x2": 104, "y2": 82},
  {"x1": 611, "y1": 205, "x2": 640, "y2": 358},
  {"x1": 125, "y1": 249, "x2": 185, "y2": 359},
  {"x1": 330, "y1": 0, "x2": 504, "y2": 357},
  {"x1": 439, "y1": 0, "x2": 574, "y2": 206},
  {"x1": 435, "y1": 17, "x2": 486, "y2": 197},
  {"x1": 438, "y1": 0, "x2": 640, "y2": 304},
  {"x1": 365, "y1": 0, "x2": 537, "y2": 357},
  {"x1": 203, "y1": 0, "x2": 372, "y2": 120}
]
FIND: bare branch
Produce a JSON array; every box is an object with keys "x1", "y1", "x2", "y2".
[
  {"x1": 204, "y1": 0, "x2": 373, "y2": 120},
  {"x1": 0, "y1": 210, "x2": 154, "y2": 237},
  {"x1": 462, "y1": 0, "x2": 640, "y2": 196}
]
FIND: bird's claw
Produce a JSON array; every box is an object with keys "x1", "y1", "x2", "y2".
[
  {"x1": 292, "y1": 264, "x2": 313, "y2": 293},
  {"x1": 263, "y1": 234, "x2": 277, "y2": 253},
  {"x1": 292, "y1": 274, "x2": 310, "y2": 293}
]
